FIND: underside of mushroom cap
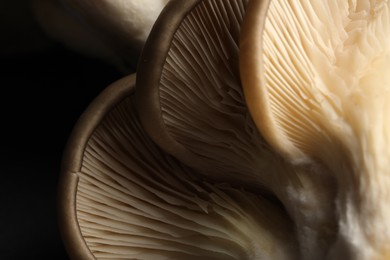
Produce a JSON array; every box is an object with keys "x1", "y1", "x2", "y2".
[
  {"x1": 137, "y1": 0, "x2": 282, "y2": 189},
  {"x1": 59, "y1": 74, "x2": 298, "y2": 259},
  {"x1": 241, "y1": 0, "x2": 390, "y2": 167},
  {"x1": 241, "y1": 0, "x2": 390, "y2": 257},
  {"x1": 59, "y1": 74, "x2": 137, "y2": 259}
]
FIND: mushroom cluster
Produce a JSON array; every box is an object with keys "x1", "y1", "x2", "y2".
[{"x1": 59, "y1": 0, "x2": 390, "y2": 259}]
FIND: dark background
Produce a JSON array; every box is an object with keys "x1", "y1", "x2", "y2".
[{"x1": 1, "y1": 2, "x2": 123, "y2": 258}]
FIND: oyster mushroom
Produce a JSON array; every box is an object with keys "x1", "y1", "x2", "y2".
[
  {"x1": 138, "y1": 0, "x2": 390, "y2": 258},
  {"x1": 137, "y1": 0, "x2": 335, "y2": 258},
  {"x1": 59, "y1": 73, "x2": 297, "y2": 259},
  {"x1": 59, "y1": 0, "x2": 390, "y2": 259},
  {"x1": 241, "y1": 0, "x2": 390, "y2": 258},
  {"x1": 137, "y1": 0, "x2": 279, "y2": 191}
]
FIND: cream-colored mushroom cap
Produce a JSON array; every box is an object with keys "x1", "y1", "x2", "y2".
[
  {"x1": 59, "y1": 0, "x2": 390, "y2": 259},
  {"x1": 241, "y1": 0, "x2": 390, "y2": 258}
]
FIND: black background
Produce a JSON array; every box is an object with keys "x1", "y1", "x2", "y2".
[{"x1": 1, "y1": 2, "x2": 124, "y2": 258}]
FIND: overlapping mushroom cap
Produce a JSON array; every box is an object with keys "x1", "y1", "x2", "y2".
[
  {"x1": 137, "y1": 0, "x2": 337, "y2": 257},
  {"x1": 60, "y1": 74, "x2": 297, "y2": 259},
  {"x1": 59, "y1": 0, "x2": 390, "y2": 259}
]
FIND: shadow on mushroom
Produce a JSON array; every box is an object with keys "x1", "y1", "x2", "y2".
[
  {"x1": 59, "y1": 0, "x2": 390, "y2": 259},
  {"x1": 59, "y1": 74, "x2": 297, "y2": 259}
]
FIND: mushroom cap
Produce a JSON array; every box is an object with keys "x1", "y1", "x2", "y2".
[
  {"x1": 59, "y1": 0, "x2": 390, "y2": 258},
  {"x1": 59, "y1": 73, "x2": 298, "y2": 259},
  {"x1": 241, "y1": 0, "x2": 390, "y2": 167},
  {"x1": 240, "y1": 0, "x2": 390, "y2": 257},
  {"x1": 136, "y1": 0, "x2": 282, "y2": 190},
  {"x1": 59, "y1": 74, "x2": 136, "y2": 259},
  {"x1": 136, "y1": 2, "x2": 339, "y2": 257}
]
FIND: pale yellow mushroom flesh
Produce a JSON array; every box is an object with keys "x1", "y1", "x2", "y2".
[{"x1": 241, "y1": 0, "x2": 390, "y2": 258}]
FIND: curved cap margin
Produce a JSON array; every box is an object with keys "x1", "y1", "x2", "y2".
[{"x1": 58, "y1": 73, "x2": 136, "y2": 259}]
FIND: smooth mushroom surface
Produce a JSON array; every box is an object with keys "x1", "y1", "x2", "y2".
[
  {"x1": 59, "y1": 74, "x2": 297, "y2": 259},
  {"x1": 31, "y1": 0, "x2": 170, "y2": 72}
]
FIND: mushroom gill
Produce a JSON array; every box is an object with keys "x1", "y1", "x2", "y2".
[
  {"x1": 138, "y1": 0, "x2": 337, "y2": 258},
  {"x1": 241, "y1": 0, "x2": 390, "y2": 165},
  {"x1": 59, "y1": 74, "x2": 297, "y2": 259},
  {"x1": 137, "y1": 0, "x2": 280, "y2": 190},
  {"x1": 241, "y1": 0, "x2": 390, "y2": 258},
  {"x1": 59, "y1": 0, "x2": 390, "y2": 259}
]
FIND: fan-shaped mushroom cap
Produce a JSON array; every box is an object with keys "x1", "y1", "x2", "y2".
[
  {"x1": 59, "y1": 74, "x2": 298, "y2": 259},
  {"x1": 241, "y1": 0, "x2": 390, "y2": 258},
  {"x1": 241, "y1": 0, "x2": 390, "y2": 165},
  {"x1": 137, "y1": 1, "x2": 339, "y2": 258},
  {"x1": 59, "y1": 0, "x2": 390, "y2": 258},
  {"x1": 137, "y1": 0, "x2": 283, "y2": 191}
]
